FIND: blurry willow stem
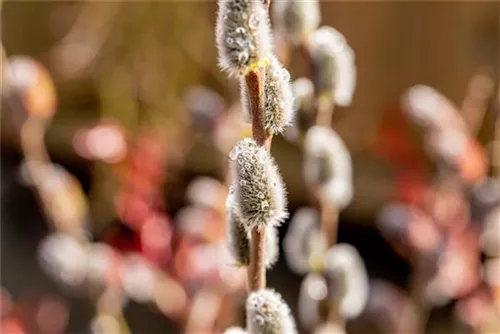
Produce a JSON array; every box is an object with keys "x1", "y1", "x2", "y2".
[
  {"x1": 245, "y1": 66, "x2": 271, "y2": 291},
  {"x1": 185, "y1": 288, "x2": 222, "y2": 334},
  {"x1": 397, "y1": 256, "x2": 430, "y2": 334},
  {"x1": 318, "y1": 195, "x2": 339, "y2": 247},
  {"x1": 460, "y1": 68, "x2": 495, "y2": 136},
  {"x1": 494, "y1": 68, "x2": 500, "y2": 177}
]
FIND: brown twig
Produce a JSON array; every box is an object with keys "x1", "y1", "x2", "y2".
[
  {"x1": 263, "y1": 0, "x2": 271, "y2": 11},
  {"x1": 245, "y1": 66, "x2": 271, "y2": 291}
]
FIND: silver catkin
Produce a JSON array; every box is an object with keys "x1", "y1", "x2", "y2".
[
  {"x1": 226, "y1": 188, "x2": 279, "y2": 267},
  {"x1": 325, "y1": 243, "x2": 369, "y2": 319},
  {"x1": 298, "y1": 272, "x2": 328, "y2": 330},
  {"x1": 303, "y1": 126, "x2": 353, "y2": 209},
  {"x1": 226, "y1": 194, "x2": 251, "y2": 265},
  {"x1": 229, "y1": 138, "x2": 288, "y2": 231},
  {"x1": 272, "y1": 0, "x2": 321, "y2": 44},
  {"x1": 283, "y1": 207, "x2": 321, "y2": 274},
  {"x1": 308, "y1": 26, "x2": 356, "y2": 106},
  {"x1": 246, "y1": 289, "x2": 297, "y2": 334},
  {"x1": 240, "y1": 56, "x2": 295, "y2": 133},
  {"x1": 216, "y1": 0, "x2": 273, "y2": 76}
]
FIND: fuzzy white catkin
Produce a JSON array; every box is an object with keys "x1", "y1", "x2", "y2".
[
  {"x1": 308, "y1": 26, "x2": 356, "y2": 106},
  {"x1": 272, "y1": 0, "x2": 321, "y2": 44},
  {"x1": 216, "y1": 0, "x2": 273, "y2": 76},
  {"x1": 246, "y1": 289, "x2": 297, "y2": 334},
  {"x1": 304, "y1": 126, "x2": 353, "y2": 209},
  {"x1": 402, "y1": 85, "x2": 467, "y2": 132},
  {"x1": 298, "y1": 273, "x2": 328, "y2": 330},
  {"x1": 226, "y1": 189, "x2": 279, "y2": 267},
  {"x1": 223, "y1": 327, "x2": 248, "y2": 334},
  {"x1": 283, "y1": 207, "x2": 320, "y2": 274},
  {"x1": 240, "y1": 56, "x2": 295, "y2": 133},
  {"x1": 38, "y1": 233, "x2": 88, "y2": 287},
  {"x1": 229, "y1": 138, "x2": 288, "y2": 231},
  {"x1": 325, "y1": 243, "x2": 369, "y2": 319}
]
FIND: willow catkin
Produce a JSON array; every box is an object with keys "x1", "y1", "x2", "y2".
[
  {"x1": 240, "y1": 55, "x2": 295, "y2": 133},
  {"x1": 272, "y1": 0, "x2": 321, "y2": 44},
  {"x1": 226, "y1": 187, "x2": 279, "y2": 267},
  {"x1": 308, "y1": 26, "x2": 356, "y2": 106},
  {"x1": 216, "y1": 0, "x2": 273, "y2": 76},
  {"x1": 38, "y1": 232, "x2": 88, "y2": 287},
  {"x1": 325, "y1": 243, "x2": 369, "y2": 319},
  {"x1": 303, "y1": 126, "x2": 353, "y2": 209},
  {"x1": 298, "y1": 272, "x2": 328, "y2": 330},
  {"x1": 246, "y1": 289, "x2": 297, "y2": 334},
  {"x1": 402, "y1": 84, "x2": 467, "y2": 132},
  {"x1": 229, "y1": 138, "x2": 288, "y2": 231},
  {"x1": 283, "y1": 207, "x2": 322, "y2": 274}
]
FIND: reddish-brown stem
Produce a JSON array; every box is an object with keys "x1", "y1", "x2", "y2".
[
  {"x1": 263, "y1": 0, "x2": 271, "y2": 10},
  {"x1": 245, "y1": 67, "x2": 271, "y2": 292},
  {"x1": 245, "y1": 68, "x2": 273, "y2": 149},
  {"x1": 248, "y1": 228, "x2": 267, "y2": 291},
  {"x1": 319, "y1": 196, "x2": 339, "y2": 247}
]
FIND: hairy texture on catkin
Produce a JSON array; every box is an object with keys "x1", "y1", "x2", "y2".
[
  {"x1": 325, "y1": 243, "x2": 369, "y2": 319},
  {"x1": 283, "y1": 207, "x2": 322, "y2": 274},
  {"x1": 401, "y1": 85, "x2": 467, "y2": 132},
  {"x1": 223, "y1": 327, "x2": 248, "y2": 334},
  {"x1": 229, "y1": 138, "x2": 288, "y2": 231},
  {"x1": 216, "y1": 0, "x2": 273, "y2": 76},
  {"x1": 304, "y1": 126, "x2": 353, "y2": 209},
  {"x1": 226, "y1": 190, "x2": 279, "y2": 267},
  {"x1": 241, "y1": 56, "x2": 295, "y2": 133},
  {"x1": 247, "y1": 289, "x2": 297, "y2": 334},
  {"x1": 265, "y1": 226, "x2": 279, "y2": 267},
  {"x1": 309, "y1": 26, "x2": 356, "y2": 106},
  {"x1": 298, "y1": 273, "x2": 328, "y2": 330},
  {"x1": 272, "y1": 0, "x2": 321, "y2": 44},
  {"x1": 227, "y1": 204, "x2": 251, "y2": 265}
]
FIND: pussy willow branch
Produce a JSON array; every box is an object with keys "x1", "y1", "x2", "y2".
[
  {"x1": 245, "y1": 66, "x2": 271, "y2": 292},
  {"x1": 237, "y1": 0, "x2": 275, "y2": 294}
]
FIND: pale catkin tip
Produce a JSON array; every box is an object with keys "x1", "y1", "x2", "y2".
[
  {"x1": 216, "y1": 0, "x2": 273, "y2": 76},
  {"x1": 309, "y1": 26, "x2": 356, "y2": 106},
  {"x1": 325, "y1": 243, "x2": 369, "y2": 319},
  {"x1": 229, "y1": 138, "x2": 288, "y2": 231},
  {"x1": 240, "y1": 56, "x2": 295, "y2": 133},
  {"x1": 283, "y1": 207, "x2": 320, "y2": 274},
  {"x1": 272, "y1": 0, "x2": 321, "y2": 44},
  {"x1": 303, "y1": 126, "x2": 353, "y2": 209},
  {"x1": 246, "y1": 289, "x2": 297, "y2": 334},
  {"x1": 223, "y1": 327, "x2": 249, "y2": 334}
]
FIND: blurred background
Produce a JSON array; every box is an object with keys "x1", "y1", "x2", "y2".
[{"x1": 1, "y1": 1, "x2": 500, "y2": 333}]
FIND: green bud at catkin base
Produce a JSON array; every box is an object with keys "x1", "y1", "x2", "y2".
[
  {"x1": 229, "y1": 138, "x2": 288, "y2": 232},
  {"x1": 247, "y1": 289, "x2": 297, "y2": 334},
  {"x1": 216, "y1": 0, "x2": 273, "y2": 76}
]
